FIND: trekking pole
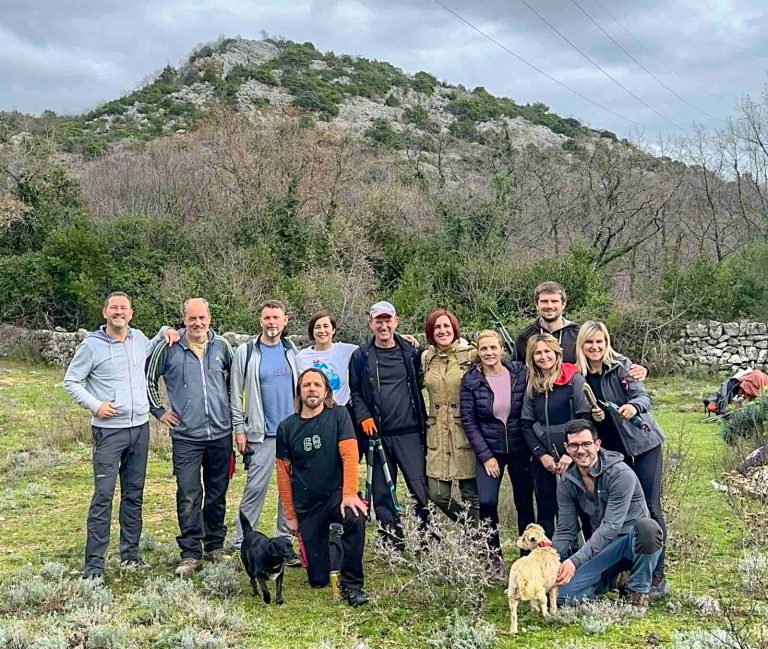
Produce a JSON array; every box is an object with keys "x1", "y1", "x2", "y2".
[
  {"x1": 368, "y1": 435, "x2": 401, "y2": 513},
  {"x1": 364, "y1": 442, "x2": 374, "y2": 513}
]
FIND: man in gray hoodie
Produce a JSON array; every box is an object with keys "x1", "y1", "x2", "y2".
[
  {"x1": 146, "y1": 297, "x2": 234, "y2": 577},
  {"x1": 63, "y1": 292, "x2": 175, "y2": 579},
  {"x1": 552, "y1": 419, "x2": 663, "y2": 607},
  {"x1": 229, "y1": 299, "x2": 298, "y2": 550}
]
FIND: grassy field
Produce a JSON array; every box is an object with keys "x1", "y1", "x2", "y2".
[{"x1": 0, "y1": 360, "x2": 762, "y2": 648}]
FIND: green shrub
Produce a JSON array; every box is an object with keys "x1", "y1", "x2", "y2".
[
  {"x1": 428, "y1": 612, "x2": 496, "y2": 649},
  {"x1": 720, "y1": 397, "x2": 768, "y2": 445},
  {"x1": 412, "y1": 71, "x2": 437, "y2": 95},
  {"x1": 403, "y1": 105, "x2": 439, "y2": 133},
  {"x1": 448, "y1": 117, "x2": 478, "y2": 141},
  {"x1": 384, "y1": 93, "x2": 401, "y2": 107},
  {"x1": 365, "y1": 118, "x2": 404, "y2": 149},
  {"x1": 200, "y1": 561, "x2": 241, "y2": 598}
]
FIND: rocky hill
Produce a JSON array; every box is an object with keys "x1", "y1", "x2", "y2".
[{"x1": 1, "y1": 36, "x2": 618, "y2": 159}]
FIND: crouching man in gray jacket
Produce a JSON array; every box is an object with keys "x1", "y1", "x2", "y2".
[
  {"x1": 64, "y1": 292, "x2": 176, "y2": 579},
  {"x1": 553, "y1": 419, "x2": 663, "y2": 608}
]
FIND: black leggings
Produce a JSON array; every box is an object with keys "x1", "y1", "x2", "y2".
[
  {"x1": 530, "y1": 459, "x2": 558, "y2": 540},
  {"x1": 628, "y1": 445, "x2": 666, "y2": 578},
  {"x1": 475, "y1": 450, "x2": 536, "y2": 554}
]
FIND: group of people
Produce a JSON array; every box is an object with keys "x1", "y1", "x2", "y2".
[{"x1": 63, "y1": 280, "x2": 668, "y2": 611}]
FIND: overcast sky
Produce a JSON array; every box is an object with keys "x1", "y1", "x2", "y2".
[{"x1": 2, "y1": 0, "x2": 766, "y2": 140}]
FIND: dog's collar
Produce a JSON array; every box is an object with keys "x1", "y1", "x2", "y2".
[{"x1": 537, "y1": 540, "x2": 553, "y2": 548}]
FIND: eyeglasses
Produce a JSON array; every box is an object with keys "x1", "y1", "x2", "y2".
[{"x1": 566, "y1": 441, "x2": 595, "y2": 452}]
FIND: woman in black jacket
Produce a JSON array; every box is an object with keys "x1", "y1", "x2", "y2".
[
  {"x1": 576, "y1": 320, "x2": 668, "y2": 594},
  {"x1": 521, "y1": 333, "x2": 591, "y2": 539},
  {"x1": 460, "y1": 330, "x2": 535, "y2": 579}
]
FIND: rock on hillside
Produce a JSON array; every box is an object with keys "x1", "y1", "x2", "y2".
[{"x1": 38, "y1": 36, "x2": 617, "y2": 158}]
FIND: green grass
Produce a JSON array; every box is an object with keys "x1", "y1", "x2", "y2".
[{"x1": 0, "y1": 362, "x2": 760, "y2": 647}]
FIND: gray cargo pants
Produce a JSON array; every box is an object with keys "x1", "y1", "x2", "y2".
[
  {"x1": 231, "y1": 436, "x2": 290, "y2": 549},
  {"x1": 83, "y1": 423, "x2": 149, "y2": 577}
]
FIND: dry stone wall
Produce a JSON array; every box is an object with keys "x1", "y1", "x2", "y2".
[
  {"x1": 2, "y1": 322, "x2": 767, "y2": 372},
  {"x1": 677, "y1": 321, "x2": 768, "y2": 372},
  {"x1": 0, "y1": 325, "x2": 305, "y2": 366}
]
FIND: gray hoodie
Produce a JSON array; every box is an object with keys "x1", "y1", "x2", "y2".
[
  {"x1": 230, "y1": 336, "x2": 299, "y2": 443},
  {"x1": 63, "y1": 326, "x2": 166, "y2": 429},
  {"x1": 552, "y1": 449, "x2": 650, "y2": 568}
]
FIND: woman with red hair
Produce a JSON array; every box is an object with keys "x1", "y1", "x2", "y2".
[{"x1": 421, "y1": 309, "x2": 479, "y2": 521}]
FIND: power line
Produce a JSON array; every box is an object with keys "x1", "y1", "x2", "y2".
[
  {"x1": 431, "y1": 0, "x2": 644, "y2": 129},
  {"x1": 570, "y1": 0, "x2": 726, "y2": 123},
  {"x1": 516, "y1": 0, "x2": 686, "y2": 131},
  {"x1": 590, "y1": 0, "x2": 731, "y2": 103}
]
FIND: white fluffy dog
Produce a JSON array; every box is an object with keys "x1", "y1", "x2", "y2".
[{"x1": 507, "y1": 523, "x2": 561, "y2": 634}]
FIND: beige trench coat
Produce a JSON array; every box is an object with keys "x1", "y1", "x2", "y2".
[{"x1": 422, "y1": 342, "x2": 476, "y2": 480}]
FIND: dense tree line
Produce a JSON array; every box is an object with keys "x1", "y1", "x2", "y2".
[{"x1": 1, "y1": 101, "x2": 767, "y2": 368}]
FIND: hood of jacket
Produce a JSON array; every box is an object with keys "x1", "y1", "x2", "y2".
[{"x1": 554, "y1": 362, "x2": 580, "y2": 386}]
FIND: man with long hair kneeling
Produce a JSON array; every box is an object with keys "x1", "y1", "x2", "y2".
[{"x1": 275, "y1": 368, "x2": 369, "y2": 606}]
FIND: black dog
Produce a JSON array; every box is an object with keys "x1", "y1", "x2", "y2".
[{"x1": 239, "y1": 510, "x2": 297, "y2": 605}]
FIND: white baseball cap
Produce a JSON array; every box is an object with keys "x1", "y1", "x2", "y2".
[{"x1": 369, "y1": 301, "x2": 397, "y2": 318}]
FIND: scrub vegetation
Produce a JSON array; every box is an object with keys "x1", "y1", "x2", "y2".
[{"x1": 1, "y1": 363, "x2": 767, "y2": 647}]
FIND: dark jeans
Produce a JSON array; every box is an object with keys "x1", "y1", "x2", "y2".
[
  {"x1": 172, "y1": 434, "x2": 232, "y2": 559},
  {"x1": 628, "y1": 445, "x2": 666, "y2": 578},
  {"x1": 371, "y1": 431, "x2": 430, "y2": 544},
  {"x1": 475, "y1": 450, "x2": 536, "y2": 553},
  {"x1": 427, "y1": 476, "x2": 479, "y2": 522},
  {"x1": 298, "y1": 492, "x2": 365, "y2": 590},
  {"x1": 559, "y1": 518, "x2": 664, "y2": 603},
  {"x1": 530, "y1": 458, "x2": 558, "y2": 539},
  {"x1": 84, "y1": 423, "x2": 149, "y2": 576}
]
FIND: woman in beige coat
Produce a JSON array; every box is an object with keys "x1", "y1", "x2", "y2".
[{"x1": 421, "y1": 309, "x2": 479, "y2": 521}]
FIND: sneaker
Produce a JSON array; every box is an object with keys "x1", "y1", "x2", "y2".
[
  {"x1": 650, "y1": 575, "x2": 670, "y2": 597},
  {"x1": 204, "y1": 549, "x2": 232, "y2": 562},
  {"x1": 121, "y1": 558, "x2": 151, "y2": 571},
  {"x1": 175, "y1": 557, "x2": 201, "y2": 577},
  {"x1": 341, "y1": 586, "x2": 369, "y2": 607},
  {"x1": 622, "y1": 588, "x2": 650, "y2": 608}
]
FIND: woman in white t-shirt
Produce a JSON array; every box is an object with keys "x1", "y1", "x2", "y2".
[{"x1": 296, "y1": 310, "x2": 358, "y2": 406}]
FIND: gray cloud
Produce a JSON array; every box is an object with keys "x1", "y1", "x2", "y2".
[{"x1": 1, "y1": 0, "x2": 766, "y2": 139}]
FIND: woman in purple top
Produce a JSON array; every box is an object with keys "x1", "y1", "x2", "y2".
[{"x1": 460, "y1": 329, "x2": 535, "y2": 580}]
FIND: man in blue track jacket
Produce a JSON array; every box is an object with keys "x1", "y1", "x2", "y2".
[{"x1": 146, "y1": 297, "x2": 234, "y2": 577}]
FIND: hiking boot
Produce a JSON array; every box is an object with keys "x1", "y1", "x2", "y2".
[
  {"x1": 341, "y1": 586, "x2": 369, "y2": 607},
  {"x1": 82, "y1": 570, "x2": 104, "y2": 581},
  {"x1": 650, "y1": 575, "x2": 670, "y2": 597},
  {"x1": 121, "y1": 558, "x2": 151, "y2": 571},
  {"x1": 622, "y1": 588, "x2": 650, "y2": 608},
  {"x1": 204, "y1": 549, "x2": 231, "y2": 562},
  {"x1": 175, "y1": 557, "x2": 201, "y2": 577}
]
